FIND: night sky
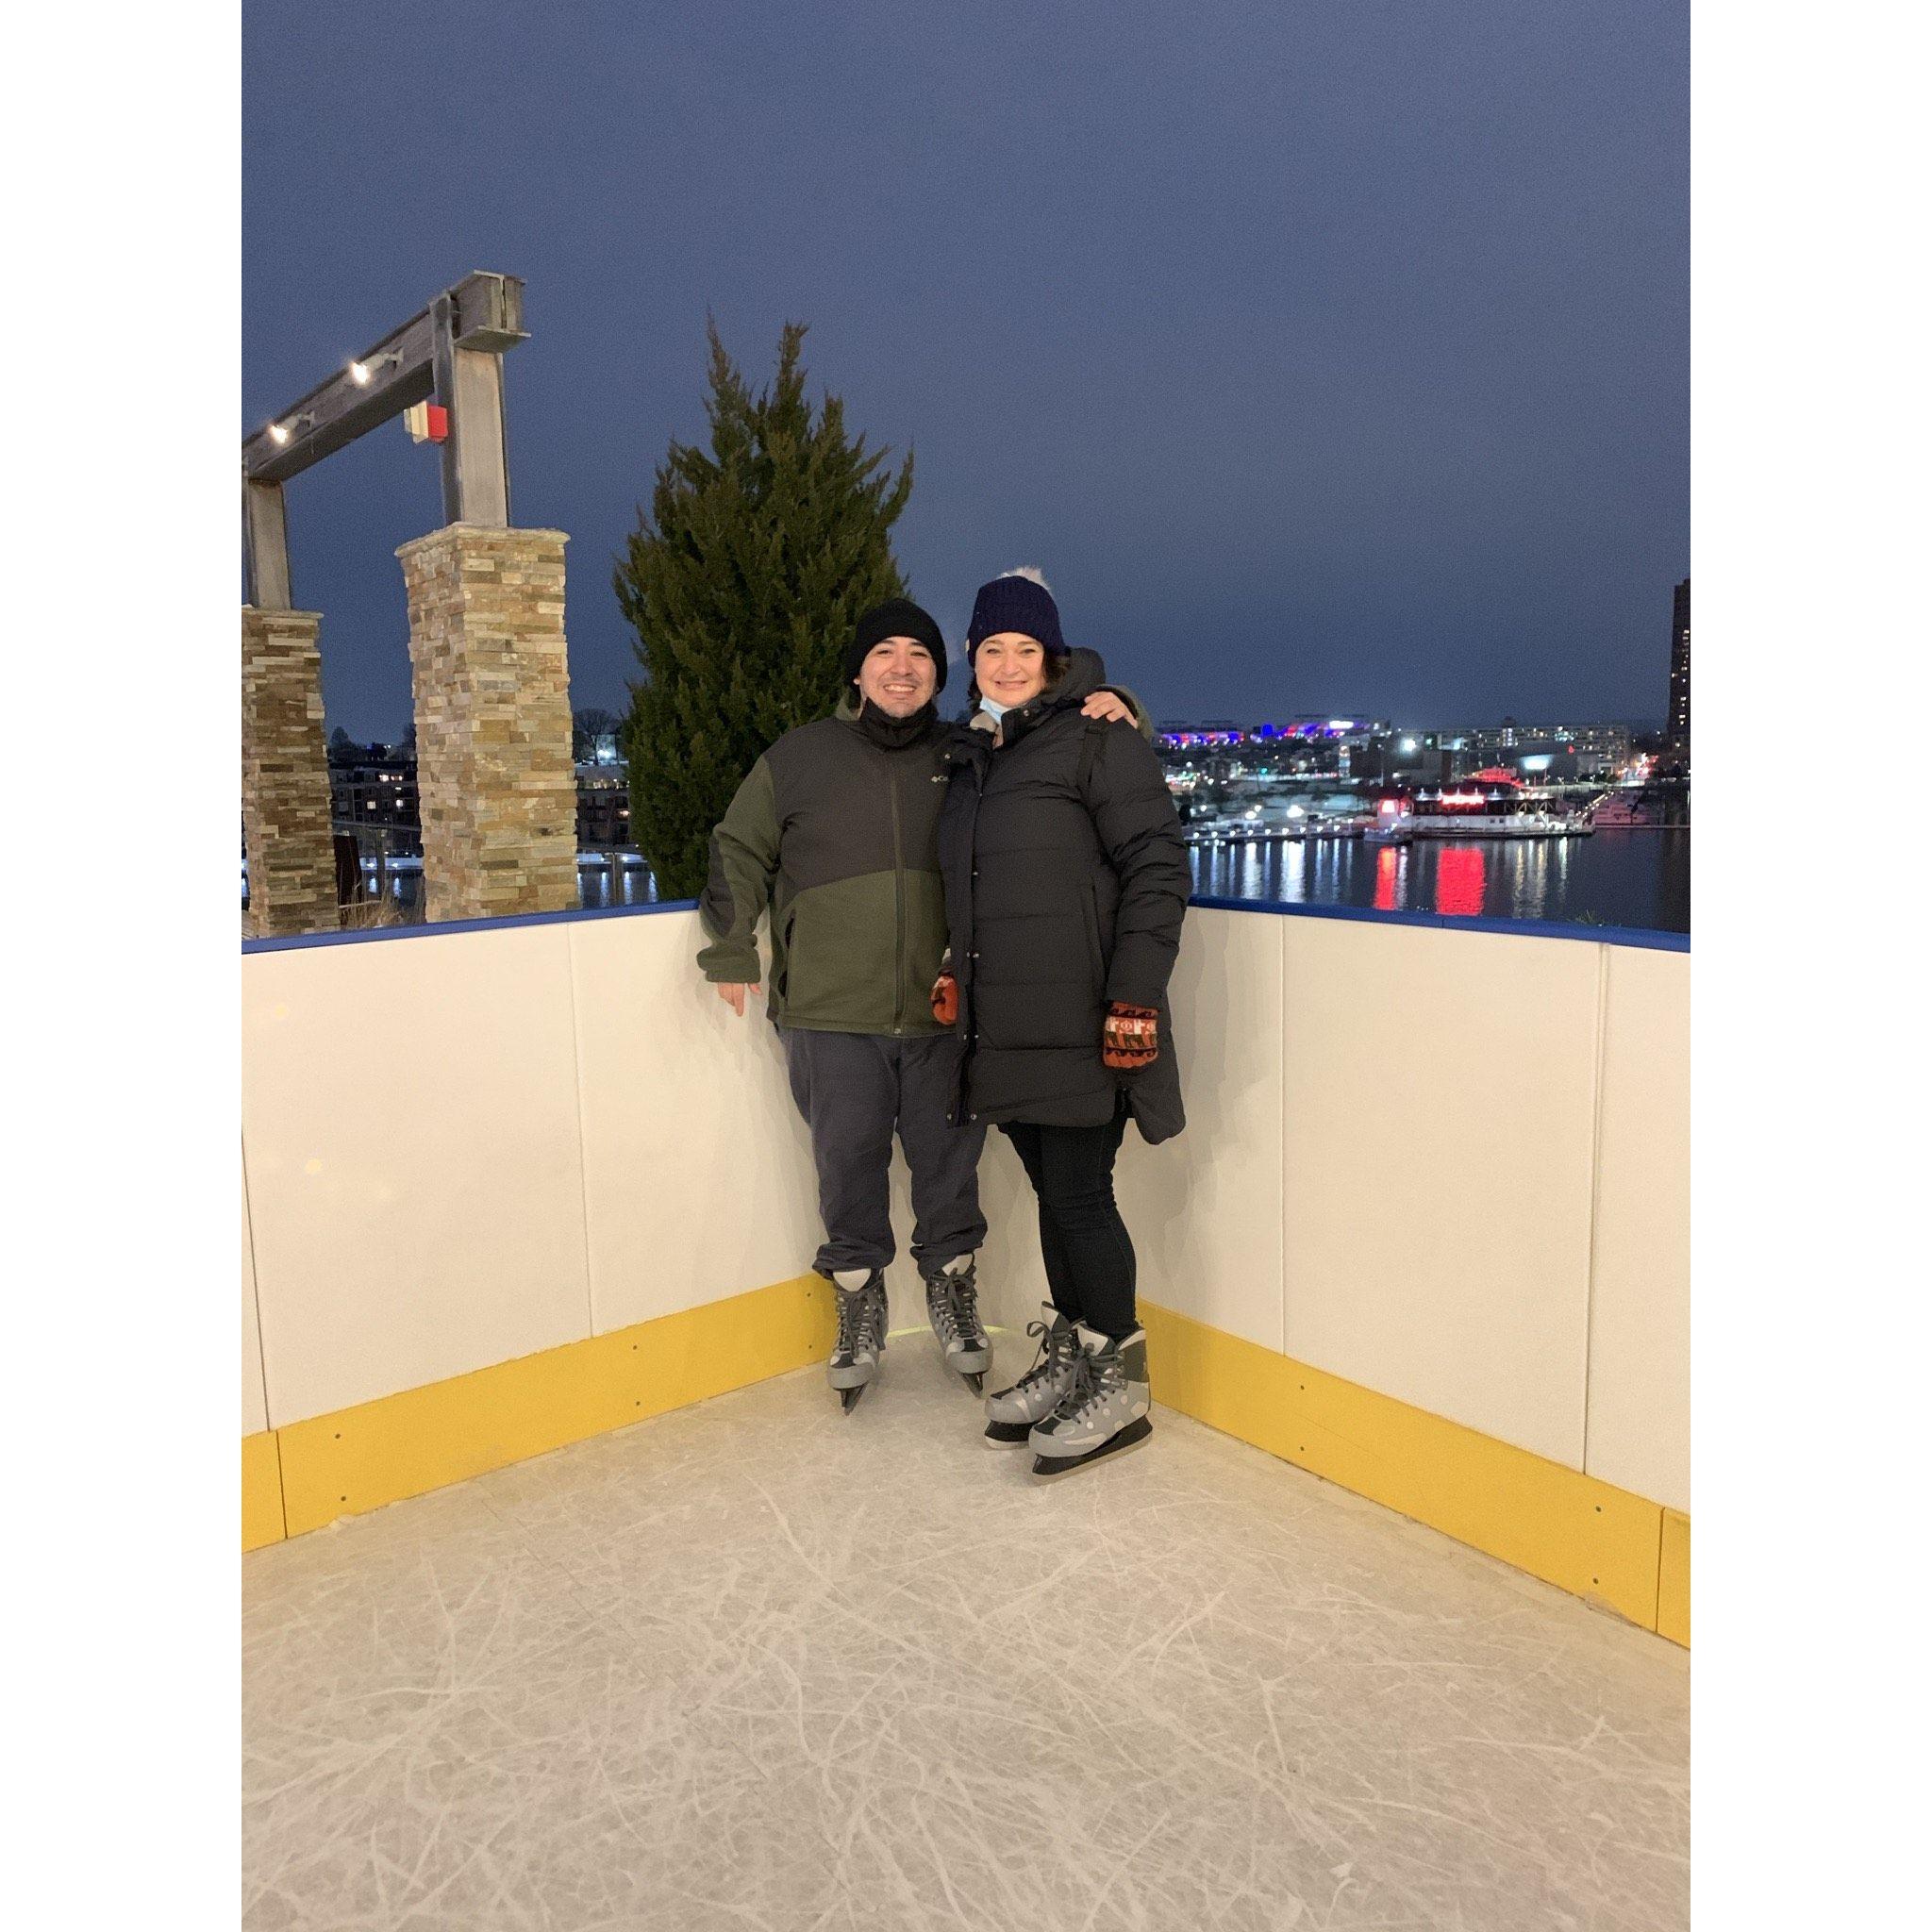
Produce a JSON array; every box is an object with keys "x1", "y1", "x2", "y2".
[{"x1": 243, "y1": 0, "x2": 1687, "y2": 740}]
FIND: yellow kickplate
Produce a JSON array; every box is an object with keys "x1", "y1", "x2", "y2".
[
  {"x1": 242, "y1": 1431, "x2": 286, "y2": 1551},
  {"x1": 1657, "y1": 1507, "x2": 1690, "y2": 1646},
  {"x1": 275, "y1": 1274, "x2": 832, "y2": 1539},
  {"x1": 1141, "y1": 1303, "x2": 1667, "y2": 1633}
]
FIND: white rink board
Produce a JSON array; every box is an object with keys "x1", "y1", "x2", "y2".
[
  {"x1": 242, "y1": 906, "x2": 1689, "y2": 1514},
  {"x1": 1279, "y1": 919, "x2": 1600, "y2": 1469},
  {"x1": 1119, "y1": 908, "x2": 1286, "y2": 1351},
  {"x1": 1585, "y1": 943, "x2": 1691, "y2": 1511},
  {"x1": 568, "y1": 910, "x2": 823, "y2": 1333},
  {"x1": 242, "y1": 1165, "x2": 268, "y2": 1438},
  {"x1": 242, "y1": 924, "x2": 593, "y2": 1426}
]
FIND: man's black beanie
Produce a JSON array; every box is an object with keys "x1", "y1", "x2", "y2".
[{"x1": 843, "y1": 598, "x2": 949, "y2": 694}]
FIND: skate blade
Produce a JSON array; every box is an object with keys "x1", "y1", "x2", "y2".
[
  {"x1": 963, "y1": 1372, "x2": 985, "y2": 1394},
  {"x1": 1030, "y1": 1415, "x2": 1154, "y2": 1481},
  {"x1": 839, "y1": 1386, "x2": 867, "y2": 1413},
  {"x1": 934, "y1": 1337, "x2": 991, "y2": 1377},
  {"x1": 983, "y1": 1420, "x2": 1033, "y2": 1448}
]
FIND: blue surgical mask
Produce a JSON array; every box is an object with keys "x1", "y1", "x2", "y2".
[{"x1": 978, "y1": 697, "x2": 1011, "y2": 722}]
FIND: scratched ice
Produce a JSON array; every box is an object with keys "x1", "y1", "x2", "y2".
[{"x1": 244, "y1": 1351, "x2": 1688, "y2": 1930}]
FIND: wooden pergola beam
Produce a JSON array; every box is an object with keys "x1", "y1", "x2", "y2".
[
  {"x1": 242, "y1": 478, "x2": 292, "y2": 609},
  {"x1": 242, "y1": 272, "x2": 528, "y2": 601}
]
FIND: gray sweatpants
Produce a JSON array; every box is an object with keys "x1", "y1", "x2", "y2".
[{"x1": 780, "y1": 1028, "x2": 988, "y2": 1277}]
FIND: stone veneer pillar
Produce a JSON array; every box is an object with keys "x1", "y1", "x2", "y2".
[
  {"x1": 397, "y1": 525, "x2": 577, "y2": 924},
  {"x1": 242, "y1": 607, "x2": 339, "y2": 938}
]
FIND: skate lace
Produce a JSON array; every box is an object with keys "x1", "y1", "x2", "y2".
[
  {"x1": 1058, "y1": 1349, "x2": 1121, "y2": 1424},
  {"x1": 838, "y1": 1288, "x2": 881, "y2": 1357},
  {"x1": 951, "y1": 1275, "x2": 984, "y2": 1343},
  {"x1": 1013, "y1": 1320, "x2": 1077, "y2": 1395},
  {"x1": 925, "y1": 1277, "x2": 959, "y2": 1344}
]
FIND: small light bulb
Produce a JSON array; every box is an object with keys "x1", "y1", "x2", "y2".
[
  {"x1": 349, "y1": 360, "x2": 371, "y2": 386},
  {"x1": 268, "y1": 422, "x2": 291, "y2": 445}
]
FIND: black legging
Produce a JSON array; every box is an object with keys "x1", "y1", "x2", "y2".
[{"x1": 999, "y1": 1105, "x2": 1136, "y2": 1339}]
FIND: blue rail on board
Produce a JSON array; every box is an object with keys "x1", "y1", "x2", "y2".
[
  {"x1": 243, "y1": 893, "x2": 1689, "y2": 957},
  {"x1": 241, "y1": 897, "x2": 698, "y2": 955}
]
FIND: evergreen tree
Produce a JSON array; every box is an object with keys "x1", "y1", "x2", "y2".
[{"x1": 616, "y1": 321, "x2": 913, "y2": 899}]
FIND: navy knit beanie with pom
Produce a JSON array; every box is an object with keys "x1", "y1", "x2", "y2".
[{"x1": 965, "y1": 571, "x2": 1067, "y2": 659}]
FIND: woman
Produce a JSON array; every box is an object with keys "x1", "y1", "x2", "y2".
[{"x1": 934, "y1": 571, "x2": 1191, "y2": 1480}]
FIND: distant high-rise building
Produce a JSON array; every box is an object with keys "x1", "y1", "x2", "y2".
[{"x1": 1667, "y1": 577, "x2": 1690, "y2": 758}]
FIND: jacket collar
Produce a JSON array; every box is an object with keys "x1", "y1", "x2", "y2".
[{"x1": 837, "y1": 691, "x2": 940, "y2": 749}]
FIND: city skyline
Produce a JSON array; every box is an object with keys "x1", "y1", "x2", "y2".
[
  {"x1": 1669, "y1": 576, "x2": 1692, "y2": 754},
  {"x1": 245, "y1": 2, "x2": 1688, "y2": 740},
  {"x1": 324, "y1": 693, "x2": 1674, "y2": 753}
]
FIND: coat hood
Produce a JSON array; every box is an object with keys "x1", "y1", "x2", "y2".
[{"x1": 1051, "y1": 647, "x2": 1108, "y2": 708}]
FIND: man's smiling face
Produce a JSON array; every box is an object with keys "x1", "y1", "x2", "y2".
[{"x1": 856, "y1": 636, "x2": 939, "y2": 716}]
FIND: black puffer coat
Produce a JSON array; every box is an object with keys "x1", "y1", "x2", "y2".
[{"x1": 938, "y1": 649, "x2": 1191, "y2": 1141}]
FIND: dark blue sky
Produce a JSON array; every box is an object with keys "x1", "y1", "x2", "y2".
[{"x1": 243, "y1": 0, "x2": 1687, "y2": 739}]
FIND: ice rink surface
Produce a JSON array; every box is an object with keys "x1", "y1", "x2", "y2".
[{"x1": 244, "y1": 1338, "x2": 1689, "y2": 1929}]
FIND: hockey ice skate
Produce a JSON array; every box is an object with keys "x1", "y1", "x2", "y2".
[
  {"x1": 922, "y1": 1256, "x2": 991, "y2": 1392},
  {"x1": 827, "y1": 1270, "x2": 889, "y2": 1412},
  {"x1": 1028, "y1": 1324, "x2": 1153, "y2": 1478},
  {"x1": 982, "y1": 1304, "x2": 1081, "y2": 1446}
]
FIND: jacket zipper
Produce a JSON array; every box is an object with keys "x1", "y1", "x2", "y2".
[
  {"x1": 946, "y1": 750, "x2": 985, "y2": 1127},
  {"x1": 962, "y1": 751, "x2": 985, "y2": 1027},
  {"x1": 889, "y1": 757, "x2": 907, "y2": 1034}
]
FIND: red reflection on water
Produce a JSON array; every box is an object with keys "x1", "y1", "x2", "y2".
[
  {"x1": 1434, "y1": 845, "x2": 1488, "y2": 917},
  {"x1": 1374, "y1": 846, "x2": 1400, "y2": 909}
]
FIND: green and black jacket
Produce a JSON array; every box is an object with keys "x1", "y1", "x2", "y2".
[
  {"x1": 698, "y1": 697, "x2": 954, "y2": 1035},
  {"x1": 698, "y1": 689, "x2": 1150, "y2": 1037}
]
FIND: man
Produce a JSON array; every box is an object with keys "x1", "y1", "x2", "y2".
[{"x1": 697, "y1": 596, "x2": 1137, "y2": 1411}]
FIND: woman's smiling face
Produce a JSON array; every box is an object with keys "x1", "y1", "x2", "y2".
[{"x1": 974, "y1": 632, "x2": 1049, "y2": 709}]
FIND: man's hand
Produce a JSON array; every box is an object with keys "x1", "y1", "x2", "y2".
[
  {"x1": 1081, "y1": 689, "x2": 1136, "y2": 725},
  {"x1": 716, "y1": 981, "x2": 758, "y2": 1018}
]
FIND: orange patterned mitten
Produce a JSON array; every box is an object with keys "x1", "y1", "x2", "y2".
[{"x1": 1103, "y1": 1003, "x2": 1159, "y2": 1069}]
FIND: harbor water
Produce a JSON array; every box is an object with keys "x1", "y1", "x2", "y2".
[
  {"x1": 1188, "y1": 828, "x2": 1690, "y2": 934},
  {"x1": 270, "y1": 830, "x2": 1690, "y2": 938}
]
